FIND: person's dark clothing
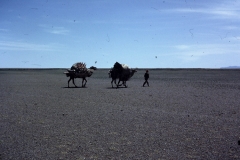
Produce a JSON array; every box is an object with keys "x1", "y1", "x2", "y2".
[
  {"x1": 143, "y1": 71, "x2": 149, "y2": 87},
  {"x1": 144, "y1": 72, "x2": 149, "y2": 80}
]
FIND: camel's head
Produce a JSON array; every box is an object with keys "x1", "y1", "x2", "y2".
[
  {"x1": 108, "y1": 69, "x2": 112, "y2": 78},
  {"x1": 130, "y1": 69, "x2": 137, "y2": 76},
  {"x1": 132, "y1": 69, "x2": 137, "y2": 73},
  {"x1": 87, "y1": 69, "x2": 94, "y2": 77}
]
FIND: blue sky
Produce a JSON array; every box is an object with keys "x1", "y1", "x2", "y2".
[{"x1": 1, "y1": 0, "x2": 240, "y2": 68}]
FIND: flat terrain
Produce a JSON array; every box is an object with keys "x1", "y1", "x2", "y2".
[{"x1": 0, "y1": 69, "x2": 240, "y2": 159}]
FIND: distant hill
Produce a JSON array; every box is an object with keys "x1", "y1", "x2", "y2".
[{"x1": 221, "y1": 66, "x2": 240, "y2": 69}]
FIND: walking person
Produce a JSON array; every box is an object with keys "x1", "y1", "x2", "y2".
[{"x1": 143, "y1": 70, "x2": 149, "y2": 87}]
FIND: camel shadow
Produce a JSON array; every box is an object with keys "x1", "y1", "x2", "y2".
[
  {"x1": 105, "y1": 86, "x2": 130, "y2": 89},
  {"x1": 62, "y1": 86, "x2": 88, "y2": 89}
]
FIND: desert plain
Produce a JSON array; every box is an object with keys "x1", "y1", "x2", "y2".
[{"x1": 0, "y1": 69, "x2": 240, "y2": 159}]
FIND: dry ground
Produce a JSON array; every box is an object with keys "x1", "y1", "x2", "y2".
[{"x1": 0, "y1": 69, "x2": 240, "y2": 159}]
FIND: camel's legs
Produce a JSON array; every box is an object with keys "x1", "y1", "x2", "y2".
[
  {"x1": 111, "y1": 79, "x2": 113, "y2": 88},
  {"x1": 117, "y1": 79, "x2": 122, "y2": 88},
  {"x1": 111, "y1": 79, "x2": 125, "y2": 88},
  {"x1": 68, "y1": 78, "x2": 71, "y2": 88},
  {"x1": 118, "y1": 81, "x2": 123, "y2": 86},
  {"x1": 123, "y1": 81, "x2": 127, "y2": 88},
  {"x1": 111, "y1": 79, "x2": 116, "y2": 88},
  {"x1": 117, "y1": 79, "x2": 126, "y2": 88},
  {"x1": 73, "y1": 78, "x2": 77, "y2": 87},
  {"x1": 82, "y1": 78, "x2": 87, "y2": 87},
  {"x1": 68, "y1": 77, "x2": 77, "y2": 87},
  {"x1": 68, "y1": 76, "x2": 77, "y2": 87}
]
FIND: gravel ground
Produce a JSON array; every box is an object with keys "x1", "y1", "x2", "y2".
[{"x1": 0, "y1": 69, "x2": 240, "y2": 159}]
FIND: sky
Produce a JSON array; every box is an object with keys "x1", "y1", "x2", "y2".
[{"x1": 0, "y1": 0, "x2": 240, "y2": 68}]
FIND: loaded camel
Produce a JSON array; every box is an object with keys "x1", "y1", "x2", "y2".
[
  {"x1": 109, "y1": 62, "x2": 137, "y2": 88},
  {"x1": 64, "y1": 62, "x2": 94, "y2": 87}
]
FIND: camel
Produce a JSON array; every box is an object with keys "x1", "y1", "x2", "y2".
[
  {"x1": 109, "y1": 62, "x2": 137, "y2": 88},
  {"x1": 64, "y1": 62, "x2": 94, "y2": 87}
]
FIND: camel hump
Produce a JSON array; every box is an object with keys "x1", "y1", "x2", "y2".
[
  {"x1": 113, "y1": 62, "x2": 122, "y2": 69},
  {"x1": 113, "y1": 62, "x2": 129, "y2": 70}
]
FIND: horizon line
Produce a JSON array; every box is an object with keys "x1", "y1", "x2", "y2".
[{"x1": 1, "y1": 67, "x2": 240, "y2": 70}]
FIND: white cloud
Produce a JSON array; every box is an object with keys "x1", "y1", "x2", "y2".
[
  {"x1": 175, "y1": 45, "x2": 190, "y2": 50},
  {"x1": 39, "y1": 24, "x2": 70, "y2": 35},
  {"x1": 165, "y1": 1, "x2": 240, "y2": 19},
  {"x1": 222, "y1": 25, "x2": 240, "y2": 30},
  {"x1": 49, "y1": 27, "x2": 70, "y2": 35},
  {"x1": 171, "y1": 43, "x2": 240, "y2": 62},
  {"x1": 0, "y1": 28, "x2": 9, "y2": 32},
  {"x1": 168, "y1": 8, "x2": 238, "y2": 19},
  {"x1": 0, "y1": 41, "x2": 59, "y2": 51}
]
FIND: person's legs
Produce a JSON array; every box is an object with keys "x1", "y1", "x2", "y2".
[
  {"x1": 147, "y1": 80, "x2": 149, "y2": 86},
  {"x1": 143, "y1": 80, "x2": 146, "y2": 87}
]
